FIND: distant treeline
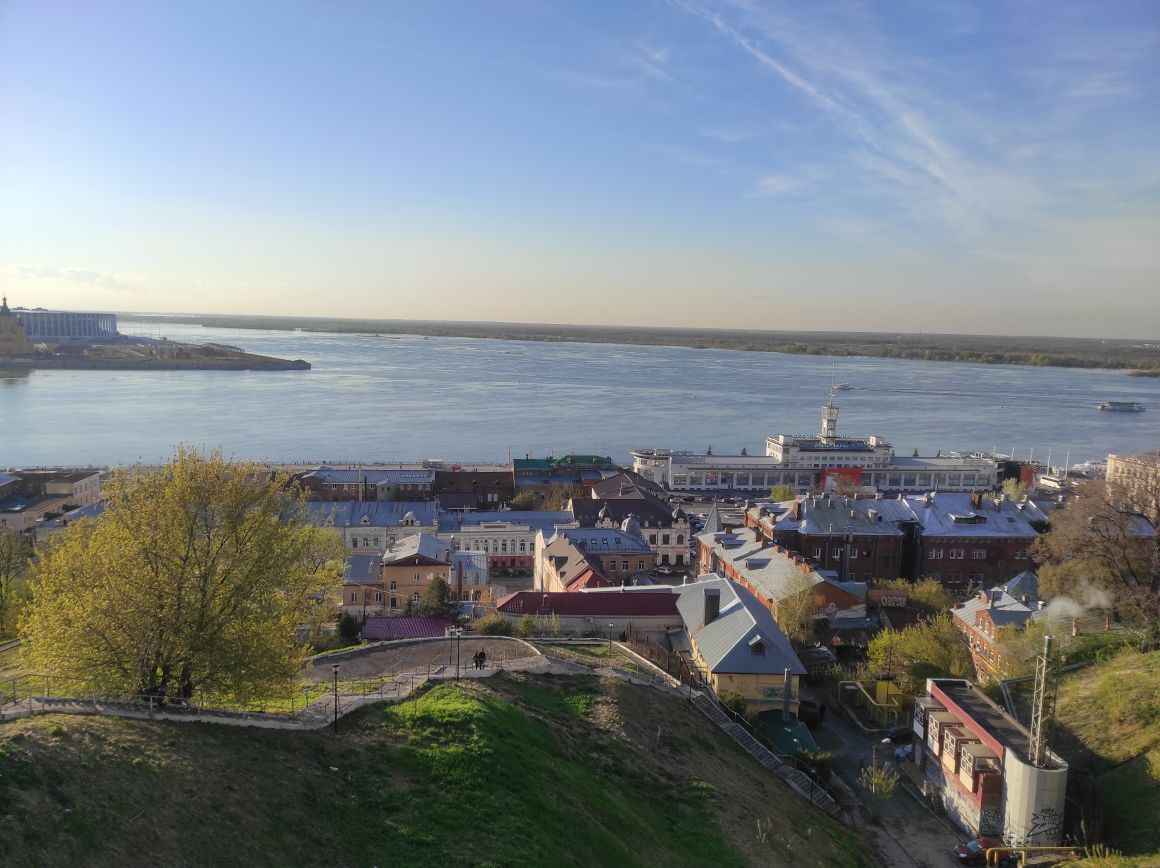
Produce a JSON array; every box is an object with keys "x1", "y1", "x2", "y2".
[{"x1": 121, "y1": 314, "x2": 1160, "y2": 373}]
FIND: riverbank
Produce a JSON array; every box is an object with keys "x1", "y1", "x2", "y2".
[
  {"x1": 121, "y1": 313, "x2": 1160, "y2": 373},
  {"x1": 1, "y1": 355, "x2": 309, "y2": 371}
]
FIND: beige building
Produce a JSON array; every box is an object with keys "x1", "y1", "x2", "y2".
[
  {"x1": 674, "y1": 577, "x2": 806, "y2": 720},
  {"x1": 1107, "y1": 451, "x2": 1160, "y2": 526}
]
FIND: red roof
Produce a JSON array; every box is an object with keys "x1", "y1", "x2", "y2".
[
  {"x1": 361, "y1": 616, "x2": 453, "y2": 641},
  {"x1": 496, "y1": 590, "x2": 679, "y2": 618},
  {"x1": 566, "y1": 568, "x2": 612, "y2": 590}
]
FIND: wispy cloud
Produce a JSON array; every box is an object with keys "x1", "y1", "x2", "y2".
[{"x1": 12, "y1": 265, "x2": 146, "y2": 294}]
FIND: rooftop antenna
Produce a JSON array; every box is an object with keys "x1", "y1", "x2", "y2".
[{"x1": 1029, "y1": 635, "x2": 1058, "y2": 767}]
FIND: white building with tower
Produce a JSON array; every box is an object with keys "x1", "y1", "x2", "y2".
[{"x1": 632, "y1": 393, "x2": 999, "y2": 494}]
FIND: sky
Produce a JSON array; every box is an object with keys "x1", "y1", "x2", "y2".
[{"x1": 1, "y1": 1, "x2": 1158, "y2": 338}]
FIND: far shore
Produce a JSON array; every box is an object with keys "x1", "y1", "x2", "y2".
[{"x1": 120, "y1": 313, "x2": 1160, "y2": 374}]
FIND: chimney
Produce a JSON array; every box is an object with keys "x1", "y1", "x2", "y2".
[
  {"x1": 704, "y1": 588, "x2": 721, "y2": 625},
  {"x1": 849, "y1": 509, "x2": 856, "y2": 519},
  {"x1": 970, "y1": 492, "x2": 982, "y2": 510},
  {"x1": 1038, "y1": 600, "x2": 1047, "y2": 610},
  {"x1": 989, "y1": 590, "x2": 998, "y2": 609},
  {"x1": 791, "y1": 500, "x2": 802, "y2": 520}
]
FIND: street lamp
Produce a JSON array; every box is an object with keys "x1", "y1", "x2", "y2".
[
  {"x1": 331, "y1": 663, "x2": 340, "y2": 735},
  {"x1": 608, "y1": 622, "x2": 614, "y2": 651},
  {"x1": 450, "y1": 626, "x2": 463, "y2": 678}
]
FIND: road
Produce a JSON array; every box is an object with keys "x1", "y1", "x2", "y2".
[{"x1": 802, "y1": 684, "x2": 966, "y2": 868}]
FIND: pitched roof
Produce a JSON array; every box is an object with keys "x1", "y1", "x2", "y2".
[
  {"x1": 305, "y1": 501, "x2": 437, "y2": 529},
  {"x1": 905, "y1": 493, "x2": 1039, "y2": 540},
  {"x1": 496, "y1": 589, "x2": 680, "y2": 617},
  {"x1": 566, "y1": 568, "x2": 613, "y2": 590},
  {"x1": 952, "y1": 571, "x2": 1041, "y2": 630},
  {"x1": 698, "y1": 526, "x2": 826, "y2": 604},
  {"x1": 701, "y1": 502, "x2": 724, "y2": 535},
  {"x1": 382, "y1": 532, "x2": 450, "y2": 566},
  {"x1": 438, "y1": 509, "x2": 575, "y2": 535},
  {"x1": 360, "y1": 616, "x2": 453, "y2": 641},
  {"x1": 342, "y1": 554, "x2": 382, "y2": 585},
  {"x1": 590, "y1": 471, "x2": 668, "y2": 500},
  {"x1": 571, "y1": 496, "x2": 677, "y2": 529},
  {"x1": 677, "y1": 578, "x2": 805, "y2": 676},
  {"x1": 554, "y1": 527, "x2": 653, "y2": 555}
]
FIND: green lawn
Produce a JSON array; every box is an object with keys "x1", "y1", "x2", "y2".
[
  {"x1": 0, "y1": 672, "x2": 872, "y2": 867},
  {"x1": 1052, "y1": 649, "x2": 1160, "y2": 857}
]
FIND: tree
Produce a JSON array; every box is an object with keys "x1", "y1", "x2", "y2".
[
  {"x1": 858, "y1": 758, "x2": 899, "y2": 822},
  {"x1": 866, "y1": 614, "x2": 973, "y2": 694},
  {"x1": 515, "y1": 613, "x2": 536, "y2": 637},
  {"x1": 419, "y1": 575, "x2": 458, "y2": 618},
  {"x1": 474, "y1": 613, "x2": 512, "y2": 636},
  {"x1": 510, "y1": 491, "x2": 539, "y2": 511},
  {"x1": 0, "y1": 528, "x2": 32, "y2": 638},
  {"x1": 874, "y1": 578, "x2": 957, "y2": 616},
  {"x1": 337, "y1": 612, "x2": 363, "y2": 645},
  {"x1": 775, "y1": 571, "x2": 818, "y2": 644},
  {"x1": 1001, "y1": 478, "x2": 1029, "y2": 501},
  {"x1": 768, "y1": 484, "x2": 796, "y2": 503},
  {"x1": 542, "y1": 484, "x2": 590, "y2": 511},
  {"x1": 1033, "y1": 481, "x2": 1159, "y2": 642},
  {"x1": 719, "y1": 690, "x2": 747, "y2": 718},
  {"x1": 19, "y1": 448, "x2": 345, "y2": 702}
]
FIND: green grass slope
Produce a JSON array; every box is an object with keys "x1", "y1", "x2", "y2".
[
  {"x1": 1051, "y1": 649, "x2": 1160, "y2": 856},
  {"x1": 0, "y1": 673, "x2": 872, "y2": 868}
]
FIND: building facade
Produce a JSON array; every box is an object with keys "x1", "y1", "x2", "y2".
[
  {"x1": 305, "y1": 501, "x2": 437, "y2": 551},
  {"x1": 12, "y1": 306, "x2": 118, "y2": 341},
  {"x1": 1107, "y1": 451, "x2": 1160, "y2": 526},
  {"x1": 913, "y1": 678, "x2": 1067, "y2": 847},
  {"x1": 439, "y1": 510, "x2": 575, "y2": 574}
]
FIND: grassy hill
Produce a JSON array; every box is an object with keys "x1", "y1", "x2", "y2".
[
  {"x1": 1051, "y1": 649, "x2": 1160, "y2": 858},
  {"x1": 0, "y1": 672, "x2": 872, "y2": 867}
]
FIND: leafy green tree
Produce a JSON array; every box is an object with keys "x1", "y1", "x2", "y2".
[
  {"x1": 0, "y1": 528, "x2": 32, "y2": 638},
  {"x1": 515, "y1": 613, "x2": 536, "y2": 637},
  {"x1": 1001, "y1": 478, "x2": 1029, "y2": 501},
  {"x1": 858, "y1": 759, "x2": 899, "y2": 822},
  {"x1": 768, "y1": 484, "x2": 796, "y2": 503},
  {"x1": 474, "y1": 613, "x2": 513, "y2": 636},
  {"x1": 775, "y1": 571, "x2": 818, "y2": 644},
  {"x1": 337, "y1": 612, "x2": 363, "y2": 644},
  {"x1": 19, "y1": 447, "x2": 345, "y2": 701},
  {"x1": 419, "y1": 575, "x2": 458, "y2": 618},
  {"x1": 866, "y1": 614, "x2": 973, "y2": 694},
  {"x1": 874, "y1": 578, "x2": 957, "y2": 616},
  {"x1": 718, "y1": 690, "x2": 747, "y2": 718},
  {"x1": 542, "y1": 484, "x2": 590, "y2": 511},
  {"x1": 509, "y1": 491, "x2": 539, "y2": 511}
]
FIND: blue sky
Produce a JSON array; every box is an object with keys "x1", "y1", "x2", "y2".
[{"x1": 1, "y1": 1, "x2": 1157, "y2": 336}]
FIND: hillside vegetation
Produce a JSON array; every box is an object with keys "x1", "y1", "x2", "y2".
[
  {"x1": 0, "y1": 673, "x2": 871, "y2": 867},
  {"x1": 1051, "y1": 649, "x2": 1160, "y2": 857}
]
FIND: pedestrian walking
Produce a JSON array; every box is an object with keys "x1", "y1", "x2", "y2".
[{"x1": 478, "y1": 649, "x2": 487, "y2": 670}]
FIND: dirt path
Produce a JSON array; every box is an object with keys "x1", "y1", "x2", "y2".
[{"x1": 303, "y1": 637, "x2": 540, "y2": 681}]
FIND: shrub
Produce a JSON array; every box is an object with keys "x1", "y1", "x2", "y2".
[
  {"x1": 794, "y1": 749, "x2": 833, "y2": 785},
  {"x1": 515, "y1": 614, "x2": 536, "y2": 638},
  {"x1": 474, "y1": 614, "x2": 513, "y2": 636},
  {"x1": 718, "y1": 690, "x2": 747, "y2": 718}
]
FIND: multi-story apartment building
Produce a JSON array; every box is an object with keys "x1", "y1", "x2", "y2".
[
  {"x1": 912, "y1": 678, "x2": 1067, "y2": 847},
  {"x1": 305, "y1": 501, "x2": 437, "y2": 551},
  {"x1": 0, "y1": 469, "x2": 103, "y2": 532},
  {"x1": 439, "y1": 510, "x2": 575, "y2": 574},
  {"x1": 298, "y1": 466, "x2": 435, "y2": 501},
  {"x1": 571, "y1": 497, "x2": 692, "y2": 568},
  {"x1": 907, "y1": 493, "x2": 1040, "y2": 592},
  {"x1": 534, "y1": 526, "x2": 655, "y2": 592},
  {"x1": 949, "y1": 572, "x2": 1041, "y2": 682},
  {"x1": 1107, "y1": 450, "x2": 1160, "y2": 525}
]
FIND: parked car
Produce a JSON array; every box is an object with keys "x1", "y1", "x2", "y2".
[
  {"x1": 884, "y1": 725, "x2": 913, "y2": 743},
  {"x1": 654, "y1": 566, "x2": 673, "y2": 575}
]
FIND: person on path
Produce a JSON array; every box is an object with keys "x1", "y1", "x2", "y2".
[
  {"x1": 478, "y1": 649, "x2": 487, "y2": 670},
  {"x1": 472, "y1": 651, "x2": 482, "y2": 670}
]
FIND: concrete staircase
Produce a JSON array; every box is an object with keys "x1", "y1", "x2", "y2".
[{"x1": 690, "y1": 693, "x2": 841, "y2": 817}]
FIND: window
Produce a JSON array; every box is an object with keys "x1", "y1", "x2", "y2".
[
  {"x1": 390, "y1": 596, "x2": 397, "y2": 608},
  {"x1": 609, "y1": 560, "x2": 617, "y2": 572},
  {"x1": 675, "y1": 554, "x2": 684, "y2": 565},
  {"x1": 849, "y1": 548, "x2": 859, "y2": 560},
  {"x1": 813, "y1": 547, "x2": 822, "y2": 559},
  {"x1": 676, "y1": 534, "x2": 684, "y2": 544},
  {"x1": 375, "y1": 591, "x2": 383, "y2": 603},
  {"x1": 352, "y1": 539, "x2": 358, "y2": 549},
  {"x1": 638, "y1": 560, "x2": 646, "y2": 571},
  {"x1": 349, "y1": 592, "x2": 357, "y2": 603},
  {"x1": 972, "y1": 549, "x2": 986, "y2": 560},
  {"x1": 622, "y1": 560, "x2": 629, "y2": 571},
  {"x1": 661, "y1": 533, "x2": 670, "y2": 545},
  {"x1": 930, "y1": 549, "x2": 944, "y2": 560},
  {"x1": 413, "y1": 572, "x2": 420, "y2": 580},
  {"x1": 389, "y1": 580, "x2": 397, "y2": 591},
  {"x1": 832, "y1": 548, "x2": 842, "y2": 560},
  {"x1": 519, "y1": 540, "x2": 526, "y2": 552},
  {"x1": 950, "y1": 548, "x2": 965, "y2": 560},
  {"x1": 649, "y1": 534, "x2": 657, "y2": 545}
]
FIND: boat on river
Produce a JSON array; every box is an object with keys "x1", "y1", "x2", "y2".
[{"x1": 1098, "y1": 400, "x2": 1145, "y2": 412}]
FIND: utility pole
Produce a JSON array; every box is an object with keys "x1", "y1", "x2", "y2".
[{"x1": 331, "y1": 663, "x2": 340, "y2": 735}]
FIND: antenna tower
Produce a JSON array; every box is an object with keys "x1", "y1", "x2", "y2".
[{"x1": 1028, "y1": 634, "x2": 1058, "y2": 767}]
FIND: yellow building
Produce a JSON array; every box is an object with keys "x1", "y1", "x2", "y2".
[{"x1": 675, "y1": 577, "x2": 806, "y2": 720}]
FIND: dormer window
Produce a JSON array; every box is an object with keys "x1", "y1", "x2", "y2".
[
  {"x1": 360, "y1": 516, "x2": 370, "y2": 526},
  {"x1": 748, "y1": 635, "x2": 766, "y2": 655}
]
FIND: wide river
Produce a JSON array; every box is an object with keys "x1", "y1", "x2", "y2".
[{"x1": 2, "y1": 323, "x2": 1157, "y2": 468}]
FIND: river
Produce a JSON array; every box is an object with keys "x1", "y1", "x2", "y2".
[{"x1": 2, "y1": 322, "x2": 1157, "y2": 467}]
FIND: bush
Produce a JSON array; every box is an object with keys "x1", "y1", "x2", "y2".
[
  {"x1": 719, "y1": 690, "x2": 747, "y2": 718},
  {"x1": 337, "y1": 612, "x2": 363, "y2": 644},
  {"x1": 794, "y1": 749, "x2": 833, "y2": 785},
  {"x1": 474, "y1": 614, "x2": 513, "y2": 636},
  {"x1": 515, "y1": 614, "x2": 536, "y2": 638}
]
